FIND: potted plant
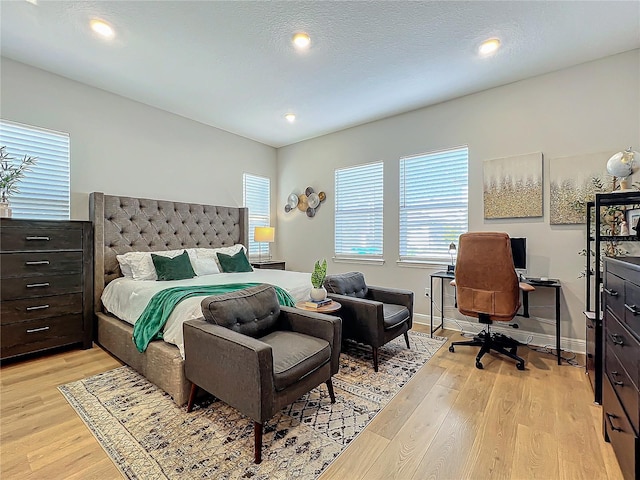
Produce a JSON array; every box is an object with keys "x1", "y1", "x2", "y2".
[
  {"x1": 310, "y1": 259, "x2": 327, "y2": 301},
  {"x1": 0, "y1": 146, "x2": 37, "y2": 218}
]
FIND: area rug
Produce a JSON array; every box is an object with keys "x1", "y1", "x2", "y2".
[{"x1": 59, "y1": 331, "x2": 445, "y2": 480}]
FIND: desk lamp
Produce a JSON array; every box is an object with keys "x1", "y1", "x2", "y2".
[
  {"x1": 448, "y1": 242, "x2": 456, "y2": 273},
  {"x1": 254, "y1": 226, "x2": 274, "y2": 264}
]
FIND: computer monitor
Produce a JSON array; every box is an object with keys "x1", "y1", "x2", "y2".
[{"x1": 510, "y1": 237, "x2": 527, "y2": 270}]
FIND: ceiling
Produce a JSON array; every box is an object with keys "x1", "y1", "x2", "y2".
[{"x1": 1, "y1": 1, "x2": 639, "y2": 148}]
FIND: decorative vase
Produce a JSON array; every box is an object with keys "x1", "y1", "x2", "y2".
[
  {"x1": 0, "y1": 200, "x2": 12, "y2": 218},
  {"x1": 310, "y1": 286, "x2": 327, "y2": 302}
]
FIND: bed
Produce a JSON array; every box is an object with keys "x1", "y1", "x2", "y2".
[{"x1": 89, "y1": 192, "x2": 311, "y2": 405}]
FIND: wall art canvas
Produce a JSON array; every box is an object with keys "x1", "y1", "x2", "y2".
[
  {"x1": 549, "y1": 151, "x2": 615, "y2": 225},
  {"x1": 483, "y1": 152, "x2": 543, "y2": 219}
]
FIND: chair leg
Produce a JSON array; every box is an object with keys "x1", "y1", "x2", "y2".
[
  {"x1": 373, "y1": 347, "x2": 379, "y2": 372},
  {"x1": 404, "y1": 332, "x2": 410, "y2": 349},
  {"x1": 254, "y1": 422, "x2": 263, "y2": 464},
  {"x1": 186, "y1": 383, "x2": 198, "y2": 413},
  {"x1": 326, "y1": 379, "x2": 336, "y2": 403}
]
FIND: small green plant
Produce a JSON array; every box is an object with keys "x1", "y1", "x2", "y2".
[
  {"x1": 311, "y1": 259, "x2": 327, "y2": 288},
  {"x1": 0, "y1": 146, "x2": 37, "y2": 203}
]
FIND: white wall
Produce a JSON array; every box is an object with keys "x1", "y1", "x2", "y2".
[
  {"x1": 0, "y1": 58, "x2": 277, "y2": 220},
  {"x1": 277, "y1": 49, "x2": 640, "y2": 344}
]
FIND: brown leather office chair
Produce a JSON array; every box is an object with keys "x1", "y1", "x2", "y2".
[{"x1": 448, "y1": 232, "x2": 525, "y2": 370}]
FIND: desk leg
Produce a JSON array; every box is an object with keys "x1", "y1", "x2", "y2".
[
  {"x1": 440, "y1": 278, "x2": 445, "y2": 333},
  {"x1": 430, "y1": 276, "x2": 434, "y2": 337},
  {"x1": 556, "y1": 288, "x2": 561, "y2": 365},
  {"x1": 522, "y1": 291, "x2": 530, "y2": 318}
]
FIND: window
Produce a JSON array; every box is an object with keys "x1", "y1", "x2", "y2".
[
  {"x1": 243, "y1": 173, "x2": 271, "y2": 259},
  {"x1": 334, "y1": 162, "x2": 384, "y2": 261},
  {"x1": 399, "y1": 146, "x2": 468, "y2": 263},
  {"x1": 0, "y1": 119, "x2": 70, "y2": 220}
]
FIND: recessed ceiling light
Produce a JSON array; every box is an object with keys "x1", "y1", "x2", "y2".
[
  {"x1": 90, "y1": 18, "x2": 115, "y2": 39},
  {"x1": 292, "y1": 32, "x2": 311, "y2": 49},
  {"x1": 478, "y1": 38, "x2": 501, "y2": 56},
  {"x1": 24, "y1": 0, "x2": 39, "y2": 5},
  {"x1": 285, "y1": 113, "x2": 296, "y2": 123}
]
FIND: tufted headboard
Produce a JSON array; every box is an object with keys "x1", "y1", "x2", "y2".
[{"x1": 89, "y1": 192, "x2": 248, "y2": 313}]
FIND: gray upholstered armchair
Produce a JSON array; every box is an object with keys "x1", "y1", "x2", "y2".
[
  {"x1": 182, "y1": 284, "x2": 341, "y2": 464},
  {"x1": 324, "y1": 272, "x2": 413, "y2": 371}
]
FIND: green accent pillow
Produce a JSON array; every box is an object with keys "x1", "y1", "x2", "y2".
[
  {"x1": 151, "y1": 250, "x2": 196, "y2": 281},
  {"x1": 217, "y1": 249, "x2": 254, "y2": 273}
]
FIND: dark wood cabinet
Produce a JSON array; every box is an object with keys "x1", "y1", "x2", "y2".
[
  {"x1": 602, "y1": 257, "x2": 640, "y2": 480},
  {"x1": 0, "y1": 218, "x2": 93, "y2": 361},
  {"x1": 251, "y1": 260, "x2": 285, "y2": 270}
]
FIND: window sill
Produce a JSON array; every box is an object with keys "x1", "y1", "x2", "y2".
[{"x1": 332, "y1": 257, "x2": 385, "y2": 266}]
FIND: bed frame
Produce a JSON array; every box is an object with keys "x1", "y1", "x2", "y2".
[{"x1": 89, "y1": 192, "x2": 248, "y2": 405}]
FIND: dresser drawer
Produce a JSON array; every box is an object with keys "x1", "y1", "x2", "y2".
[
  {"x1": 0, "y1": 274, "x2": 82, "y2": 301},
  {"x1": 624, "y1": 279, "x2": 640, "y2": 341},
  {"x1": 0, "y1": 293, "x2": 83, "y2": 325},
  {"x1": 605, "y1": 345, "x2": 639, "y2": 432},
  {"x1": 0, "y1": 252, "x2": 83, "y2": 278},
  {"x1": 603, "y1": 377, "x2": 639, "y2": 480},
  {"x1": 605, "y1": 312, "x2": 640, "y2": 390},
  {"x1": 0, "y1": 226, "x2": 83, "y2": 252},
  {"x1": 0, "y1": 314, "x2": 84, "y2": 360},
  {"x1": 604, "y1": 270, "x2": 626, "y2": 322}
]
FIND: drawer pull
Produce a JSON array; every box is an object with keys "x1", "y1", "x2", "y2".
[
  {"x1": 604, "y1": 288, "x2": 619, "y2": 297},
  {"x1": 608, "y1": 333, "x2": 624, "y2": 346},
  {"x1": 26, "y1": 282, "x2": 50, "y2": 288},
  {"x1": 586, "y1": 323, "x2": 594, "y2": 329},
  {"x1": 25, "y1": 236, "x2": 50, "y2": 241},
  {"x1": 605, "y1": 412, "x2": 623, "y2": 432},
  {"x1": 610, "y1": 371, "x2": 624, "y2": 386},
  {"x1": 26, "y1": 304, "x2": 50, "y2": 311},
  {"x1": 26, "y1": 326, "x2": 50, "y2": 334},
  {"x1": 624, "y1": 303, "x2": 639, "y2": 315},
  {"x1": 25, "y1": 260, "x2": 50, "y2": 266}
]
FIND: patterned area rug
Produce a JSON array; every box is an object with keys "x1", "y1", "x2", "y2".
[{"x1": 60, "y1": 331, "x2": 445, "y2": 480}]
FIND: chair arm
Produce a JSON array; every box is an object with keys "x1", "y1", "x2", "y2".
[
  {"x1": 367, "y1": 286, "x2": 414, "y2": 327},
  {"x1": 183, "y1": 319, "x2": 276, "y2": 422},
  {"x1": 279, "y1": 306, "x2": 342, "y2": 375},
  {"x1": 324, "y1": 293, "x2": 384, "y2": 345}
]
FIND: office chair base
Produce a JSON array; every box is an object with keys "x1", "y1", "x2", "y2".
[{"x1": 449, "y1": 330, "x2": 525, "y2": 370}]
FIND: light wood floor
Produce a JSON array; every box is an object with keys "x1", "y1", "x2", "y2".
[{"x1": 1, "y1": 326, "x2": 624, "y2": 480}]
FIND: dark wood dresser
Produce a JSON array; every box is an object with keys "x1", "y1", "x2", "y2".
[
  {"x1": 1, "y1": 218, "x2": 93, "y2": 361},
  {"x1": 602, "y1": 257, "x2": 640, "y2": 480}
]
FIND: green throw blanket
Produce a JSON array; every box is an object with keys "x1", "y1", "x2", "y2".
[{"x1": 132, "y1": 283, "x2": 296, "y2": 352}]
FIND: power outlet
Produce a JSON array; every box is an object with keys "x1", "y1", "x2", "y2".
[{"x1": 425, "y1": 287, "x2": 431, "y2": 297}]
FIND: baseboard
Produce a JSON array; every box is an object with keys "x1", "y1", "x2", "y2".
[{"x1": 414, "y1": 313, "x2": 586, "y2": 354}]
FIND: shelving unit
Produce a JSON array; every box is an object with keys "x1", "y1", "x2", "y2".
[{"x1": 585, "y1": 191, "x2": 640, "y2": 404}]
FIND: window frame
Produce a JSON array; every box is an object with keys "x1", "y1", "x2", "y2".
[
  {"x1": 398, "y1": 145, "x2": 469, "y2": 266},
  {"x1": 0, "y1": 119, "x2": 71, "y2": 220},
  {"x1": 242, "y1": 173, "x2": 271, "y2": 260},
  {"x1": 334, "y1": 161, "x2": 385, "y2": 264}
]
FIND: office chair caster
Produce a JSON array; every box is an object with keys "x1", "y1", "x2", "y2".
[
  {"x1": 475, "y1": 360, "x2": 483, "y2": 369},
  {"x1": 449, "y1": 345, "x2": 455, "y2": 353},
  {"x1": 516, "y1": 361, "x2": 525, "y2": 371}
]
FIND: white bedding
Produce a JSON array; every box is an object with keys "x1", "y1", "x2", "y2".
[{"x1": 101, "y1": 270, "x2": 312, "y2": 358}]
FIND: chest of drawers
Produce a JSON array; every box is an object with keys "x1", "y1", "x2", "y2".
[
  {"x1": 1, "y1": 218, "x2": 93, "y2": 361},
  {"x1": 602, "y1": 257, "x2": 640, "y2": 480}
]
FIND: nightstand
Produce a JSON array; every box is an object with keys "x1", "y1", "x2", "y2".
[{"x1": 251, "y1": 260, "x2": 285, "y2": 270}]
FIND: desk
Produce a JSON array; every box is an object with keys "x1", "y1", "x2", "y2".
[{"x1": 429, "y1": 272, "x2": 563, "y2": 365}]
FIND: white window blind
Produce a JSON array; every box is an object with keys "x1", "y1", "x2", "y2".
[
  {"x1": 399, "y1": 146, "x2": 468, "y2": 263},
  {"x1": 334, "y1": 162, "x2": 384, "y2": 259},
  {"x1": 243, "y1": 173, "x2": 271, "y2": 259},
  {"x1": 0, "y1": 120, "x2": 70, "y2": 220}
]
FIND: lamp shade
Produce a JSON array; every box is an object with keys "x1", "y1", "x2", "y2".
[{"x1": 254, "y1": 226, "x2": 275, "y2": 243}]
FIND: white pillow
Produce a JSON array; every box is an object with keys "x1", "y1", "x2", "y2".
[
  {"x1": 117, "y1": 249, "x2": 187, "y2": 281},
  {"x1": 189, "y1": 248, "x2": 221, "y2": 276}
]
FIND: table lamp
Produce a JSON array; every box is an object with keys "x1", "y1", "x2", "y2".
[
  {"x1": 607, "y1": 147, "x2": 639, "y2": 191},
  {"x1": 448, "y1": 242, "x2": 456, "y2": 273},
  {"x1": 254, "y1": 226, "x2": 275, "y2": 264}
]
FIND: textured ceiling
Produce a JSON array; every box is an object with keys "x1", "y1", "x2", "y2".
[{"x1": 1, "y1": 1, "x2": 639, "y2": 147}]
